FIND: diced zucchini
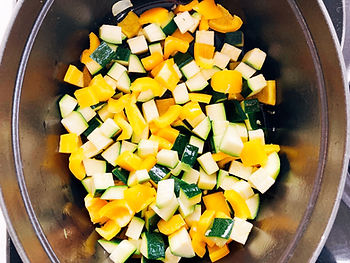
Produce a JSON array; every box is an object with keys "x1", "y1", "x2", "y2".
[
  {"x1": 115, "y1": 71, "x2": 131, "y2": 93},
  {"x1": 178, "y1": 198, "x2": 195, "y2": 218},
  {"x1": 85, "y1": 59, "x2": 102, "y2": 75},
  {"x1": 198, "y1": 167, "x2": 217, "y2": 190},
  {"x1": 120, "y1": 140, "x2": 137, "y2": 153},
  {"x1": 162, "y1": 18, "x2": 177, "y2": 35},
  {"x1": 173, "y1": 52, "x2": 193, "y2": 69},
  {"x1": 185, "y1": 72, "x2": 208, "y2": 92},
  {"x1": 219, "y1": 124, "x2": 244, "y2": 157},
  {"x1": 189, "y1": 12, "x2": 201, "y2": 33},
  {"x1": 104, "y1": 75, "x2": 119, "y2": 91},
  {"x1": 142, "y1": 99, "x2": 159, "y2": 123},
  {"x1": 81, "y1": 177, "x2": 94, "y2": 194},
  {"x1": 149, "y1": 164, "x2": 171, "y2": 184},
  {"x1": 59, "y1": 94, "x2": 77, "y2": 118},
  {"x1": 87, "y1": 127, "x2": 113, "y2": 150},
  {"x1": 101, "y1": 185, "x2": 127, "y2": 200},
  {"x1": 115, "y1": 47, "x2": 131, "y2": 66},
  {"x1": 213, "y1": 51, "x2": 230, "y2": 69},
  {"x1": 242, "y1": 48, "x2": 267, "y2": 70},
  {"x1": 248, "y1": 129, "x2": 265, "y2": 144},
  {"x1": 234, "y1": 62, "x2": 256, "y2": 80},
  {"x1": 141, "y1": 232, "x2": 166, "y2": 260},
  {"x1": 138, "y1": 89, "x2": 155, "y2": 102},
  {"x1": 92, "y1": 173, "x2": 114, "y2": 195},
  {"x1": 157, "y1": 150, "x2": 179, "y2": 169},
  {"x1": 81, "y1": 141, "x2": 102, "y2": 159},
  {"x1": 201, "y1": 66, "x2": 221, "y2": 81},
  {"x1": 197, "y1": 152, "x2": 219, "y2": 175},
  {"x1": 127, "y1": 171, "x2": 138, "y2": 187},
  {"x1": 129, "y1": 239, "x2": 142, "y2": 255},
  {"x1": 205, "y1": 218, "x2": 234, "y2": 247},
  {"x1": 181, "y1": 168, "x2": 200, "y2": 184},
  {"x1": 98, "y1": 239, "x2": 121, "y2": 254},
  {"x1": 138, "y1": 139, "x2": 158, "y2": 158},
  {"x1": 143, "y1": 23, "x2": 166, "y2": 42},
  {"x1": 248, "y1": 170, "x2": 275, "y2": 194},
  {"x1": 112, "y1": 167, "x2": 129, "y2": 184},
  {"x1": 135, "y1": 169, "x2": 151, "y2": 183},
  {"x1": 224, "y1": 100, "x2": 247, "y2": 123},
  {"x1": 106, "y1": 42, "x2": 118, "y2": 52},
  {"x1": 195, "y1": 30, "x2": 214, "y2": 46},
  {"x1": 156, "y1": 179, "x2": 175, "y2": 208},
  {"x1": 225, "y1": 31, "x2": 244, "y2": 47},
  {"x1": 211, "y1": 90, "x2": 228, "y2": 103},
  {"x1": 246, "y1": 193, "x2": 260, "y2": 220},
  {"x1": 230, "y1": 217, "x2": 253, "y2": 245},
  {"x1": 232, "y1": 180, "x2": 254, "y2": 200},
  {"x1": 184, "y1": 204, "x2": 201, "y2": 227},
  {"x1": 127, "y1": 35, "x2": 148, "y2": 54},
  {"x1": 192, "y1": 116, "x2": 211, "y2": 140},
  {"x1": 174, "y1": 11, "x2": 196, "y2": 34},
  {"x1": 98, "y1": 104, "x2": 114, "y2": 121},
  {"x1": 219, "y1": 172, "x2": 240, "y2": 191},
  {"x1": 61, "y1": 111, "x2": 88, "y2": 136},
  {"x1": 163, "y1": 246, "x2": 181, "y2": 263},
  {"x1": 151, "y1": 195, "x2": 179, "y2": 221},
  {"x1": 181, "y1": 144, "x2": 199, "y2": 168},
  {"x1": 180, "y1": 60, "x2": 200, "y2": 80},
  {"x1": 149, "y1": 42, "x2": 163, "y2": 56},
  {"x1": 206, "y1": 103, "x2": 226, "y2": 121},
  {"x1": 128, "y1": 54, "x2": 146, "y2": 73},
  {"x1": 212, "y1": 120, "x2": 229, "y2": 137},
  {"x1": 221, "y1": 43, "x2": 242, "y2": 62},
  {"x1": 216, "y1": 169, "x2": 228, "y2": 189},
  {"x1": 170, "y1": 161, "x2": 185, "y2": 177},
  {"x1": 109, "y1": 240, "x2": 136, "y2": 263},
  {"x1": 172, "y1": 83, "x2": 190, "y2": 105},
  {"x1": 145, "y1": 210, "x2": 161, "y2": 232},
  {"x1": 229, "y1": 160, "x2": 252, "y2": 180},
  {"x1": 77, "y1": 106, "x2": 96, "y2": 122},
  {"x1": 83, "y1": 158, "x2": 106, "y2": 176},
  {"x1": 241, "y1": 74, "x2": 267, "y2": 98},
  {"x1": 179, "y1": 181, "x2": 202, "y2": 207},
  {"x1": 231, "y1": 122, "x2": 248, "y2": 142},
  {"x1": 99, "y1": 25, "x2": 123, "y2": 44},
  {"x1": 189, "y1": 136, "x2": 204, "y2": 154},
  {"x1": 90, "y1": 42, "x2": 116, "y2": 68},
  {"x1": 168, "y1": 227, "x2": 195, "y2": 258},
  {"x1": 126, "y1": 217, "x2": 145, "y2": 240},
  {"x1": 108, "y1": 62, "x2": 127, "y2": 81},
  {"x1": 131, "y1": 125, "x2": 149, "y2": 144},
  {"x1": 100, "y1": 118, "x2": 120, "y2": 138},
  {"x1": 101, "y1": 141, "x2": 121, "y2": 166},
  {"x1": 172, "y1": 134, "x2": 190, "y2": 157}
]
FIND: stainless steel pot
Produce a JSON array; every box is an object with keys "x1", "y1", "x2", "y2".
[{"x1": 0, "y1": 0, "x2": 349, "y2": 262}]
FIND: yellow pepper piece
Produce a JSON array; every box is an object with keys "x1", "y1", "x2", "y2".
[
  {"x1": 141, "y1": 52, "x2": 164, "y2": 71},
  {"x1": 212, "y1": 152, "x2": 235, "y2": 162},
  {"x1": 174, "y1": 0, "x2": 198, "y2": 13},
  {"x1": 149, "y1": 135, "x2": 173, "y2": 150},
  {"x1": 191, "y1": 229, "x2": 207, "y2": 258},
  {"x1": 107, "y1": 94, "x2": 130, "y2": 114},
  {"x1": 89, "y1": 74, "x2": 115, "y2": 102},
  {"x1": 155, "y1": 126, "x2": 180, "y2": 144},
  {"x1": 208, "y1": 244, "x2": 230, "y2": 262},
  {"x1": 80, "y1": 33, "x2": 101, "y2": 73},
  {"x1": 203, "y1": 192, "x2": 231, "y2": 217},
  {"x1": 254, "y1": 80, "x2": 276, "y2": 106},
  {"x1": 240, "y1": 139, "x2": 268, "y2": 167},
  {"x1": 199, "y1": 17, "x2": 209, "y2": 31},
  {"x1": 69, "y1": 148, "x2": 86, "y2": 180},
  {"x1": 193, "y1": 0, "x2": 223, "y2": 20},
  {"x1": 74, "y1": 87, "x2": 99, "y2": 108},
  {"x1": 194, "y1": 43, "x2": 215, "y2": 60},
  {"x1": 228, "y1": 92, "x2": 244, "y2": 101},
  {"x1": 118, "y1": 11, "x2": 141, "y2": 38},
  {"x1": 224, "y1": 190, "x2": 251, "y2": 219},
  {"x1": 181, "y1": 101, "x2": 203, "y2": 120},
  {"x1": 124, "y1": 183, "x2": 156, "y2": 213},
  {"x1": 217, "y1": 157, "x2": 238, "y2": 169},
  {"x1": 125, "y1": 103, "x2": 148, "y2": 136},
  {"x1": 114, "y1": 115, "x2": 133, "y2": 141},
  {"x1": 139, "y1": 7, "x2": 169, "y2": 25},
  {"x1": 164, "y1": 36, "x2": 190, "y2": 59},
  {"x1": 64, "y1": 65, "x2": 84, "y2": 87},
  {"x1": 156, "y1": 98, "x2": 176, "y2": 116},
  {"x1": 140, "y1": 155, "x2": 158, "y2": 171},
  {"x1": 83, "y1": 66, "x2": 92, "y2": 87},
  {"x1": 154, "y1": 59, "x2": 180, "y2": 91},
  {"x1": 197, "y1": 210, "x2": 216, "y2": 235},
  {"x1": 211, "y1": 70, "x2": 242, "y2": 94},
  {"x1": 157, "y1": 214, "x2": 187, "y2": 235},
  {"x1": 116, "y1": 151, "x2": 142, "y2": 172},
  {"x1": 208, "y1": 5, "x2": 243, "y2": 33},
  {"x1": 130, "y1": 77, "x2": 162, "y2": 97},
  {"x1": 99, "y1": 200, "x2": 134, "y2": 227},
  {"x1": 188, "y1": 93, "x2": 212, "y2": 104},
  {"x1": 59, "y1": 133, "x2": 81, "y2": 154},
  {"x1": 215, "y1": 211, "x2": 231, "y2": 219},
  {"x1": 153, "y1": 105, "x2": 182, "y2": 128},
  {"x1": 84, "y1": 194, "x2": 108, "y2": 224},
  {"x1": 264, "y1": 144, "x2": 280, "y2": 155},
  {"x1": 95, "y1": 220, "x2": 121, "y2": 241},
  {"x1": 171, "y1": 29, "x2": 194, "y2": 43}
]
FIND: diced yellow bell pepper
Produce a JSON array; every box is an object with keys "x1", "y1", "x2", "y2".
[
  {"x1": 199, "y1": 17, "x2": 209, "y2": 31},
  {"x1": 59, "y1": 133, "x2": 82, "y2": 154},
  {"x1": 158, "y1": 214, "x2": 187, "y2": 235},
  {"x1": 118, "y1": 11, "x2": 141, "y2": 38},
  {"x1": 193, "y1": 0, "x2": 223, "y2": 20},
  {"x1": 197, "y1": 210, "x2": 216, "y2": 235},
  {"x1": 174, "y1": 0, "x2": 198, "y2": 13},
  {"x1": 228, "y1": 92, "x2": 244, "y2": 101},
  {"x1": 163, "y1": 36, "x2": 190, "y2": 59},
  {"x1": 188, "y1": 93, "x2": 212, "y2": 104},
  {"x1": 95, "y1": 220, "x2": 121, "y2": 241},
  {"x1": 140, "y1": 155, "x2": 158, "y2": 171},
  {"x1": 69, "y1": 148, "x2": 86, "y2": 180},
  {"x1": 171, "y1": 29, "x2": 195, "y2": 43},
  {"x1": 84, "y1": 194, "x2": 108, "y2": 224},
  {"x1": 130, "y1": 77, "x2": 162, "y2": 97},
  {"x1": 74, "y1": 87, "x2": 99, "y2": 108},
  {"x1": 83, "y1": 66, "x2": 92, "y2": 86},
  {"x1": 125, "y1": 103, "x2": 148, "y2": 136},
  {"x1": 114, "y1": 115, "x2": 133, "y2": 141},
  {"x1": 98, "y1": 200, "x2": 134, "y2": 227},
  {"x1": 139, "y1": 7, "x2": 169, "y2": 25},
  {"x1": 89, "y1": 74, "x2": 115, "y2": 102},
  {"x1": 64, "y1": 65, "x2": 84, "y2": 87},
  {"x1": 211, "y1": 70, "x2": 242, "y2": 94},
  {"x1": 254, "y1": 80, "x2": 276, "y2": 106},
  {"x1": 116, "y1": 151, "x2": 142, "y2": 171},
  {"x1": 194, "y1": 43, "x2": 215, "y2": 61},
  {"x1": 215, "y1": 211, "x2": 231, "y2": 219},
  {"x1": 149, "y1": 135, "x2": 173, "y2": 150},
  {"x1": 203, "y1": 192, "x2": 231, "y2": 217},
  {"x1": 208, "y1": 5, "x2": 243, "y2": 33},
  {"x1": 141, "y1": 52, "x2": 164, "y2": 71},
  {"x1": 124, "y1": 183, "x2": 156, "y2": 213},
  {"x1": 181, "y1": 101, "x2": 203, "y2": 120},
  {"x1": 80, "y1": 33, "x2": 101, "y2": 72},
  {"x1": 154, "y1": 59, "x2": 180, "y2": 91},
  {"x1": 224, "y1": 190, "x2": 251, "y2": 220},
  {"x1": 153, "y1": 105, "x2": 182, "y2": 128},
  {"x1": 155, "y1": 126, "x2": 179, "y2": 144},
  {"x1": 107, "y1": 94, "x2": 130, "y2": 114},
  {"x1": 208, "y1": 244, "x2": 230, "y2": 262},
  {"x1": 212, "y1": 152, "x2": 235, "y2": 162},
  {"x1": 240, "y1": 139, "x2": 268, "y2": 167},
  {"x1": 191, "y1": 229, "x2": 207, "y2": 258},
  {"x1": 156, "y1": 98, "x2": 176, "y2": 116},
  {"x1": 264, "y1": 144, "x2": 280, "y2": 155}
]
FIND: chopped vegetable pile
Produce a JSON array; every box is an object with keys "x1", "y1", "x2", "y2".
[{"x1": 59, "y1": 0, "x2": 280, "y2": 262}]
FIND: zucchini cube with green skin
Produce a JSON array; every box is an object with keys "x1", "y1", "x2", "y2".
[
  {"x1": 100, "y1": 185, "x2": 127, "y2": 200},
  {"x1": 141, "y1": 232, "x2": 166, "y2": 260},
  {"x1": 126, "y1": 217, "x2": 145, "y2": 240},
  {"x1": 234, "y1": 62, "x2": 256, "y2": 80},
  {"x1": 179, "y1": 181, "x2": 202, "y2": 207},
  {"x1": 142, "y1": 99, "x2": 159, "y2": 123},
  {"x1": 219, "y1": 124, "x2": 244, "y2": 157},
  {"x1": 189, "y1": 12, "x2": 201, "y2": 33},
  {"x1": 180, "y1": 60, "x2": 200, "y2": 80},
  {"x1": 224, "y1": 100, "x2": 247, "y2": 123},
  {"x1": 81, "y1": 177, "x2": 94, "y2": 195},
  {"x1": 206, "y1": 103, "x2": 226, "y2": 122},
  {"x1": 110, "y1": 239, "x2": 137, "y2": 263},
  {"x1": 182, "y1": 168, "x2": 200, "y2": 184},
  {"x1": 145, "y1": 210, "x2": 161, "y2": 232},
  {"x1": 61, "y1": 111, "x2": 88, "y2": 136},
  {"x1": 172, "y1": 134, "x2": 190, "y2": 157},
  {"x1": 168, "y1": 227, "x2": 195, "y2": 258},
  {"x1": 135, "y1": 169, "x2": 150, "y2": 183},
  {"x1": 87, "y1": 127, "x2": 114, "y2": 150},
  {"x1": 150, "y1": 194, "x2": 179, "y2": 221},
  {"x1": 98, "y1": 104, "x2": 114, "y2": 121},
  {"x1": 128, "y1": 54, "x2": 146, "y2": 73},
  {"x1": 108, "y1": 62, "x2": 127, "y2": 81},
  {"x1": 120, "y1": 141, "x2": 137, "y2": 153},
  {"x1": 59, "y1": 94, "x2": 77, "y2": 118},
  {"x1": 149, "y1": 42, "x2": 163, "y2": 56},
  {"x1": 164, "y1": 247, "x2": 181, "y2": 263},
  {"x1": 156, "y1": 179, "x2": 175, "y2": 208},
  {"x1": 92, "y1": 173, "x2": 114, "y2": 196},
  {"x1": 149, "y1": 164, "x2": 171, "y2": 184},
  {"x1": 232, "y1": 180, "x2": 255, "y2": 200},
  {"x1": 174, "y1": 11, "x2": 196, "y2": 34},
  {"x1": 221, "y1": 43, "x2": 242, "y2": 62},
  {"x1": 138, "y1": 139, "x2": 159, "y2": 158},
  {"x1": 98, "y1": 239, "x2": 121, "y2": 254},
  {"x1": 127, "y1": 35, "x2": 149, "y2": 55},
  {"x1": 83, "y1": 117, "x2": 102, "y2": 137},
  {"x1": 83, "y1": 158, "x2": 106, "y2": 176},
  {"x1": 162, "y1": 19, "x2": 177, "y2": 35},
  {"x1": 246, "y1": 74, "x2": 268, "y2": 97},
  {"x1": 246, "y1": 193, "x2": 260, "y2": 220},
  {"x1": 178, "y1": 197, "x2": 195, "y2": 218},
  {"x1": 185, "y1": 72, "x2": 209, "y2": 92},
  {"x1": 174, "y1": 52, "x2": 193, "y2": 69},
  {"x1": 99, "y1": 25, "x2": 123, "y2": 44},
  {"x1": 184, "y1": 204, "x2": 201, "y2": 227},
  {"x1": 189, "y1": 136, "x2": 204, "y2": 154},
  {"x1": 181, "y1": 144, "x2": 199, "y2": 167},
  {"x1": 198, "y1": 167, "x2": 217, "y2": 190},
  {"x1": 205, "y1": 218, "x2": 234, "y2": 247},
  {"x1": 231, "y1": 123, "x2": 248, "y2": 142},
  {"x1": 229, "y1": 160, "x2": 252, "y2": 181},
  {"x1": 100, "y1": 118, "x2": 120, "y2": 138},
  {"x1": 157, "y1": 149, "x2": 179, "y2": 169},
  {"x1": 143, "y1": 23, "x2": 166, "y2": 42},
  {"x1": 192, "y1": 117, "x2": 211, "y2": 140},
  {"x1": 195, "y1": 30, "x2": 214, "y2": 45},
  {"x1": 81, "y1": 141, "x2": 102, "y2": 159},
  {"x1": 225, "y1": 31, "x2": 244, "y2": 47},
  {"x1": 172, "y1": 83, "x2": 190, "y2": 105},
  {"x1": 171, "y1": 176, "x2": 183, "y2": 197},
  {"x1": 112, "y1": 167, "x2": 129, "y2": 184},
  {"x1": 197, "y1": 152, "x2": 219, "y2": 175},
  {"x1": 114, "y1": 47, "x2": 131, "y2": 65},
  {"x1": 242, "y1": 48, "x2": 267, "y2": 70},
  {"x1": 77, "y1": 106, "x2": 96, "y2": 122},
  {"x1": 90, "y1": 42, "x2": 116, "y2": 68},
  {"x1": 230, "y1": 217, "x2": 253, "y2": 245}
]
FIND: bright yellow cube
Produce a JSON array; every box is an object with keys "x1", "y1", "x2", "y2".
[
  {"x1": 74, "y1": 87, "x2": 99, "y2": 108},
  {"x1": 240, "y1": 139, "x2": 268, "y2": 167},
  {"x1": 59, "y1": 133, "x2": 81, "y2": 153},
  {"x1": 64, "y1": 64, "x2": 84, "y2": 87}
]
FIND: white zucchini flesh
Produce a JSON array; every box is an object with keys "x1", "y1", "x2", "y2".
[{"x1": 156, "y1": 179, "x2": 175, "y2": 208}]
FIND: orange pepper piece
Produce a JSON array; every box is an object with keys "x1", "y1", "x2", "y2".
[
  {"x1": 116, "y1": 151, "x2": 142, "y2": 171},
  {"x1": 84, "y1": 194, "x2": 108, "y2": 224},
  {"x1": 155, "y1": 126, "x2": 179, "y2": 144},
  {"x1": 163, "y1": 36, "x2": 190, "y2": 59},
  {"x1": 157, "y1": 214, "x2": 187, "y2": 235},
  {"x1": 80, "y1": 32, "x2": 100, "y2": 64},
  {"x1": 171, "y1": 29, "x2": 195, "y2": 43},
  {"x1": 139, "y1": 7, "x2": 169, "y2": 25},
  {"x1": 118, "y1": 11, "x2": 141, "y2": 38},
  {"x1": 194, "y1": 43, "x2": 215, "y2": 60},
  {"x1": 240, "y1": 139, "x2": 268, "y2": 166},
  {"x1": 203, "y1": 192, "x2": 231, "y2": 217},
  {"x1": 193, "y1": 0, "x2": 223, "y2": 20},
  {"x1": 208, "y1": 5, "x2": 243, "y2": 33},
  {"x1": 141, "y1": 52, "x2": 164, "y2": 71},
  {"x1": 64, "y1": 65, "x2": 84, "y2": 87},
  {"x1": 199, "y1": 17, "x2": 209, "y2": 31},
  {"x1": 155, "y1": 98, "x2": 176, "y2": 116},
  {"x1": 124, "y1": 183, "x2": 156, "y2": 213},
  {"x1": 69, "y1": 148, "x2": 86, "y2": 180},
  {"x1": 174, "y1": 0, "x2": 199, "y2": 13},
  {"x1": 98, "y1": 199, "x2": 134, "y2": 227},
  {"x1": 211, "y1": 70, "x2": 242, "y2": 94},
  {"x1": 208, "y1": 244, "x2": 230, "y2": 262}
]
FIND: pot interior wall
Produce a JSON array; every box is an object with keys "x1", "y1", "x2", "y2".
[{"x1": 16, "y1": 0, "x2": 324, "y2": 262}]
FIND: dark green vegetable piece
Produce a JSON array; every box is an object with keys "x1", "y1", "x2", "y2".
[
  {"x1": 145, "y1": 211, "x2": 161, "y2": 232},
  {"x1": 162, "y1": 19, "x2": 177, "y2": 35},
  {"x1": 173, "y1": 52, "x2": 193, "y2": 68},
  {"x1": 205, "y1": 218, "x2": 234, "y2": 239},
  {"x1": 211, "y1": 90, "x2": 227, "y2": 103},
  {"x1": 179, "y1": 181, "x2": 202, "y2": 199},
  {"x1": 241, "y1": 98, "x2": 260, "y2": 113},
  {"x1": 149, "y1": 165, "x2": 170, "y2": 183},
  {"x1": 90, "y1": 42, "x2": 116, "y2": 67},
  {"x1": 114, "y1": 47, "x2": 131, "y2": 62},
  {"x1": 225, "y1": 31, "x2": 244, "y2": 47},
  {"x1": 181, "y1": 144, "x2": 199, "y2": 166},
  {"x1": 224, "y1": 100, "x2": 247, "y2": 122},
  {"x1": 143, "y1": 232, "x2": 166, "y2": 260},
  {"x1": 171, "y1": 134, "x2": 190, "y2": 156},
  {"x1": 170, "y1": 175, "x2": 183, "y2": 197},
  {"x1": 83, "y1": 117, "x2": 102, "y2": 137},
  {"x1": 112, "y1": 167, "x2": 129, "y2": 184}
]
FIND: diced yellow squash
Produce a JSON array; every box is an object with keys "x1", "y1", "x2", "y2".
[
  {"x1": 59, "y1": 133, "x2": 81, "y2": 153},
  {"x1": 64, "y1": 65, "x2": 84, "y2": 87}
]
